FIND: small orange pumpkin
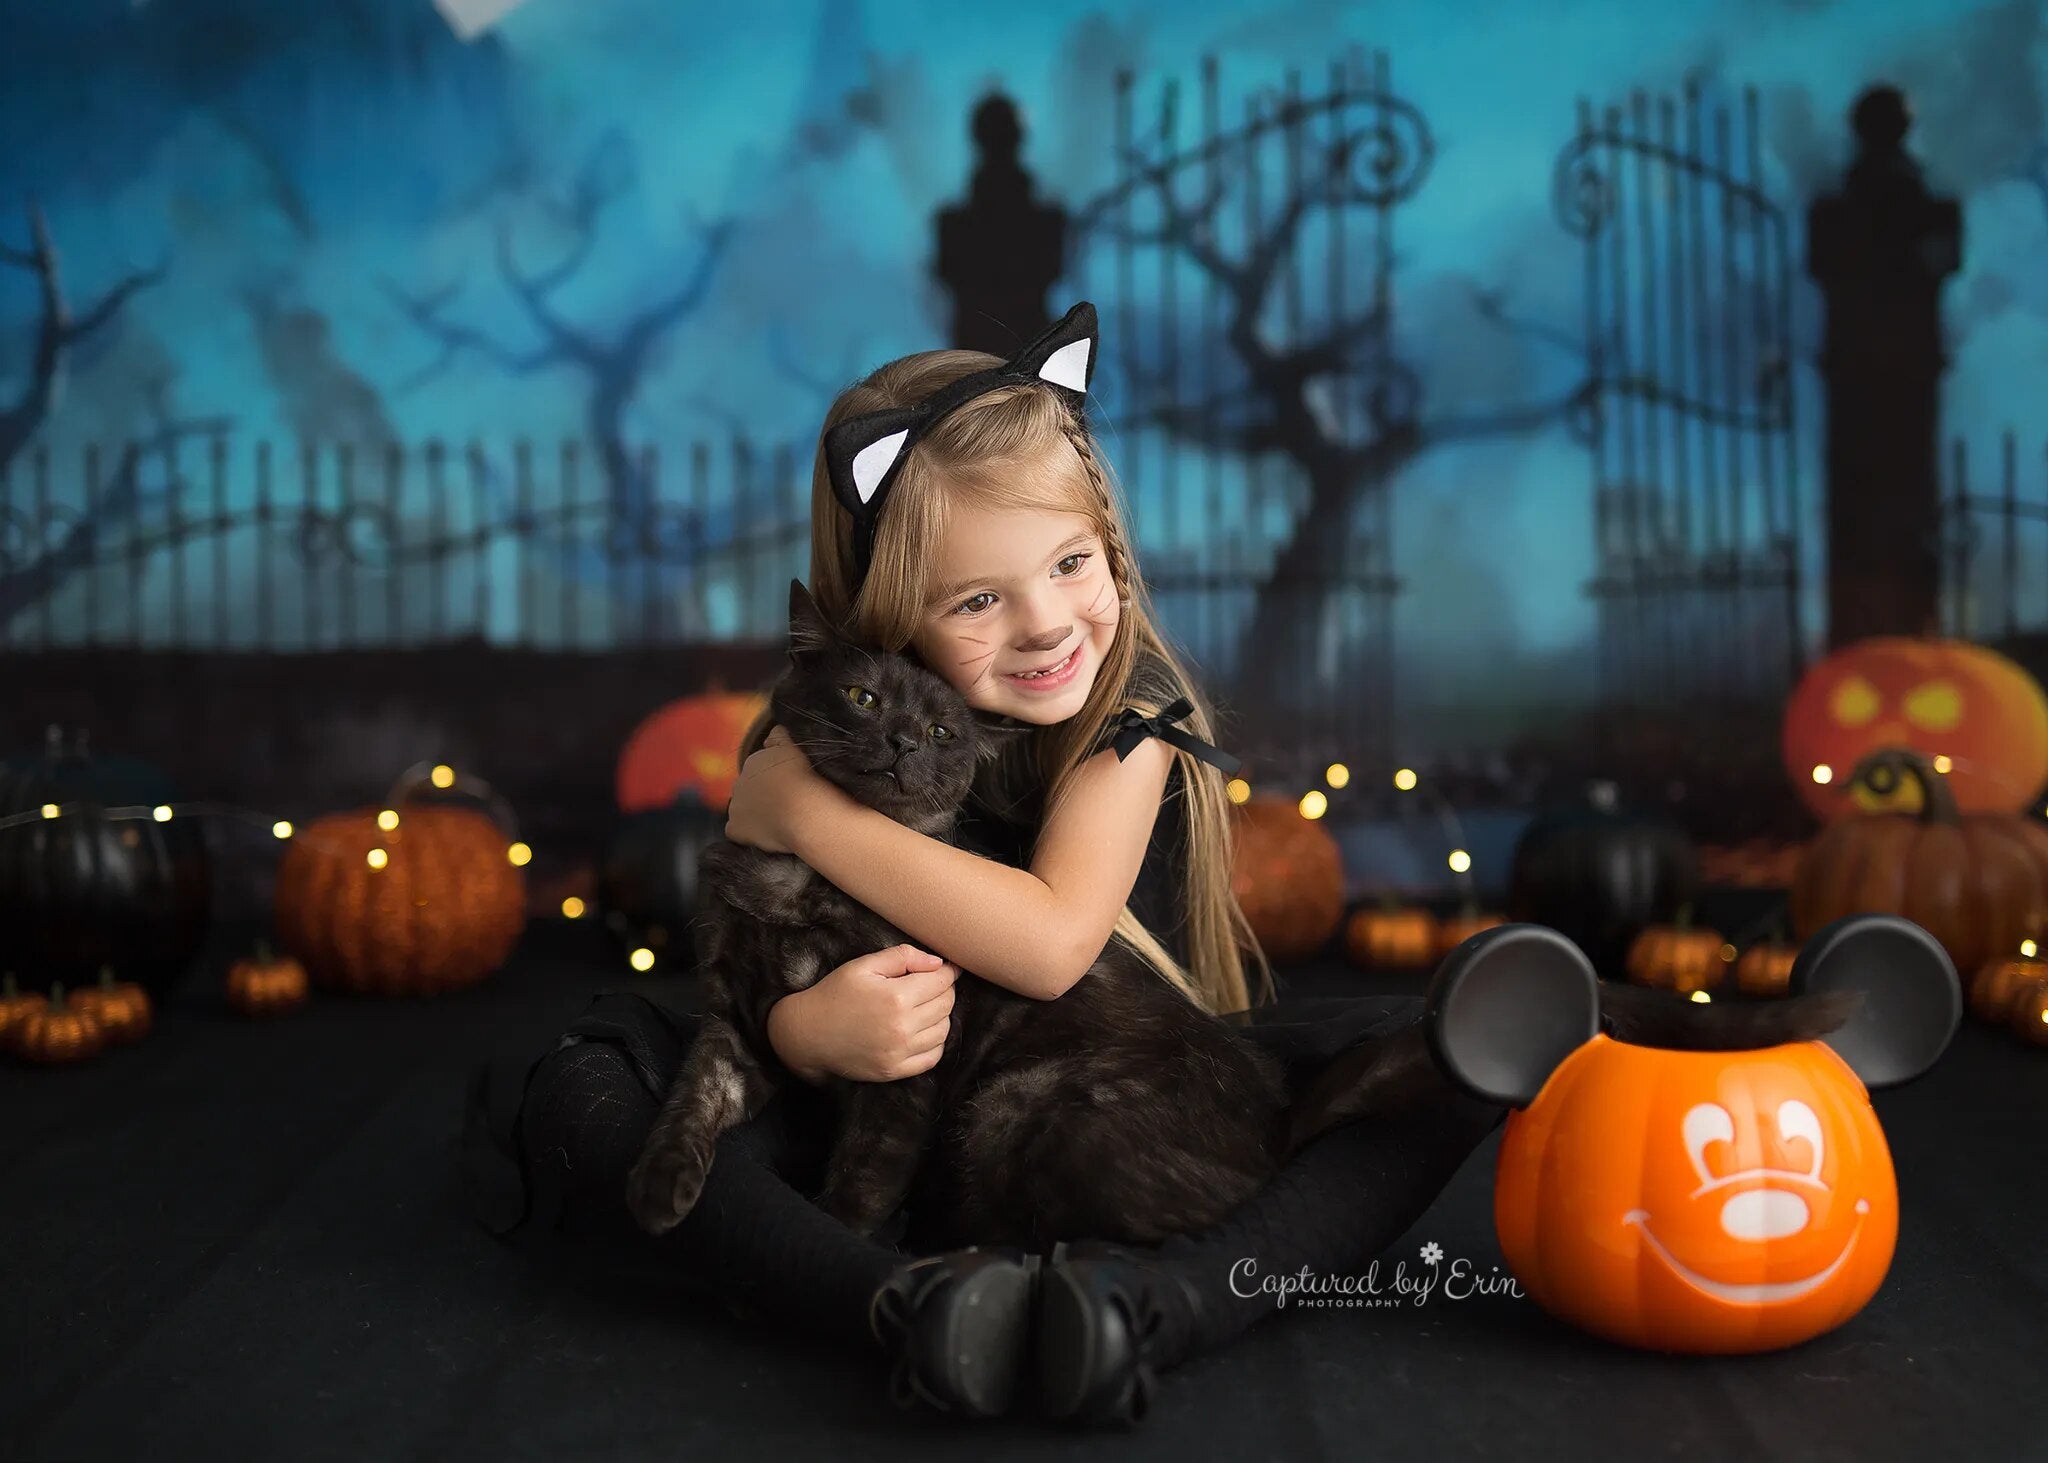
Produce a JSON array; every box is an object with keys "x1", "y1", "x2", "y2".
[
  {"x1": 2011, "y1": 982, "x2": 2048, "y2": 1046},
  {"x1": 9, "y1": 982, "x2": 107, "y2": 1065},
  {"x1": 1733, "y1": 940, "x2": 1801, "y2": 997},
  {"x1": 1230, "y1": 796, "x2": 1345, "y2": 965},
  {"x1": 1627, "y1": 909, "x2": 1727, "y2": 994},
  {"x1": 1969, "y1": 954, "x2": 2048, "y2": 1025},
  {"x1": 0, "y1": 974, "x2": 47, "y2": 1049},
  {"x1": 227, "y1": 943, "x2": 311, "y2": 1017},
  {"x1": 1345, "y1": 903, "x2": 1439, "y2": 968},
  {"x1": 1435, "y1": 905, "x2": 1505, "y2": 957},
  {"x1": 71, "y1": 965, "x2": 152, "y2": 1044}
]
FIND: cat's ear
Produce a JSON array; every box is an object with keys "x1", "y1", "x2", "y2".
[
  {"x1": 787, "y1": 579, "x2": 843, "y2": 661},
  {"x1": 966, "y1": 709, "x2": 1033, "y2": 759}
]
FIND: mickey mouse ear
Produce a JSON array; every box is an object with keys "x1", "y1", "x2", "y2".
[
  {"x1": 1787, "y1": 914, "x2": 1960, "y2": 1088},
  {"x1": 1425, "y1": 924, "x2": 1601, "y2": 1108}
]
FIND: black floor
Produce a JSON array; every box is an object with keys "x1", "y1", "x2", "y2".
[{"x1": 5, "y1": 917, "x2": 2046, "y2": 1461}]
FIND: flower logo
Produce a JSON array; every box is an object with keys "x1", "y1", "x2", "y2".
[{"x1": 1419, "y1": 1241, "x2": 1444, "y2": 1266}]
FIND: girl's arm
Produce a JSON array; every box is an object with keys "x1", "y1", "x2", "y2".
[{"x1": 791, "y1": 735, "x2": 1176, "y2": 1001}]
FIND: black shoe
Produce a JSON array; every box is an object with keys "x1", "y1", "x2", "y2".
[
  {"x1": 1036, "y1": 1239, "x2": 1204, "y2": 1427},
  {"x1": 866, "y1": 1246, "x2": 1042, "y2": 1418}
]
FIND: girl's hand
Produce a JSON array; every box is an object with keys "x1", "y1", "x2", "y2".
[
  {"x1": 725, "y1": 724, "x2": 825, "y2": 855},
  {"x1": 768, "y1": 944, "x2": 958, "y2": 1083}
]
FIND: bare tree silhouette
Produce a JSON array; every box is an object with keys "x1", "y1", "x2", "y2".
[
  {"x1": 1091, "y1": 115, "x2": 1593, "y2": 700},
  {"x1": 384, "y1": 137, "x2": 736, "y2": 636}
]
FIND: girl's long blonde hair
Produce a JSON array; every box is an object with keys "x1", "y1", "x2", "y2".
[{"x1": 737, "y1": 344, "x2": 1276, "y2": 1016}]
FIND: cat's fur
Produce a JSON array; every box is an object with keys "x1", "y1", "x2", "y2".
[{"x1": 625, "y1": 580, "x2": 1437, "y2": 1250}]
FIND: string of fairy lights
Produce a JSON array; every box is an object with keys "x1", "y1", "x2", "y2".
[
  {"x1": 0, "y1": 761, "x2": 535, "y2": 870},
  {"x1": 1225, "y1": 760, "x2": 1478, "y2": 883}
]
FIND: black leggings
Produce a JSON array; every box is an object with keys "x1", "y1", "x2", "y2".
[{"x1": 462, "y1": 987, "x2": 1506, "y2": 1360}]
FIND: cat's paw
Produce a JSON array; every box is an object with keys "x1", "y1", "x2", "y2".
[{"x1": 626, "y1": 1144, "x2": 712, "y2": 1236}]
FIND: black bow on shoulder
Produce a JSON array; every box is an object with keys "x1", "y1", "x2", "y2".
[{"x1": 1102, "y1": 696, "x2": 1242, "y2": 776}]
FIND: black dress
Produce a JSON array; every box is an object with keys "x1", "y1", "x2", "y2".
[{"x1": 459, "y1": 755, "x2": 1504, "y2": 1360}]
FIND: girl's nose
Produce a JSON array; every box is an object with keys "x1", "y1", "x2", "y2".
[{"x1": 1015, "y1": 625, "x2": 1072, "y2": 654}]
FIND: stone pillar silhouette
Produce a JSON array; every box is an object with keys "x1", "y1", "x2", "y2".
[
  {"x1": 1807, "y1": 84, "x2": 1962, "y2": 648},
  {"x1": 934, "y1": 93, "x2": 1068, "y2": 355}
]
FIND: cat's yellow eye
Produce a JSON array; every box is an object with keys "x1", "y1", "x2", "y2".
[
  {"x1": 929, "y1": 723, "x2": 953, "y2": 742},
  {"x1": 843, "y1": 686, "x2": 878, "y2": 710}
]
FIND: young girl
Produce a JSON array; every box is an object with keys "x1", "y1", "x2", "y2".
[{"x1": 461, "y1": 302, "x2": 1505, "y2": 1427}]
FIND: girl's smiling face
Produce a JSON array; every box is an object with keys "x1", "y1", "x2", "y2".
[{"x1": 912, "y1": 504, "x2": 1121, "y2": 724}]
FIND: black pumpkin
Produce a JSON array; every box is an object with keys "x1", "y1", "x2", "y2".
[
  {"x1": 1506, "y1": 780, "x2": 1699, "y2": 981},
  {"x1": 596, "y1": 794, "x2": 727, "y2": 971},
  {"x1": 0, "y1": 727, "x2": 213, "y2": 998}
]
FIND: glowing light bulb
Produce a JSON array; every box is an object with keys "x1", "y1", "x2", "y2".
[
  {"x1": 1690, "y1": 990, "x2": 1713, "y2": 1004},
  {"x1": 1931, "y1": 754, "x2": 1953, "y2": 774},
  {"x1": 1300, "y1": 790, "x2": 1328, "y2": 820},
  {"x1": 40, "y1": 804, "x2": 58, "y2": 820},
  {"x1": 508, "y1": 841, "x2": 533, "y2": 867},
  {"x1": 1394, "y1": 768, "x2": 1418, "y2": 791},
  {"x1": 1720, "y1": 943, "x2": 1738, "y2": 962},
  {"x1": 1447, "y1": 849, "x2": 1471, "y2": 874},
  {"x1": 273, "y1": 820, "x2": 294, "y2": 839},
  {"x1": 1811, "y1": 764, "x2": 1833, "y2": 785},
  {"x1": 629, "y1": 947, "x2": 655, "y2": 972},
  {"x1": 562, "y1": 896, "x2": 586, "y2": 919},
  {"x1": 367, "y1": 848, "x2": 389, "y2": 870},
  {"x1": 2024, "y1": 939, "x2": 2039, "y2": 959},
  {"x1": 152, "y1": 805, "x2": 173, "y2": 822},
  {"x1": 1325, "y1": 762, "x2": 1351, "y2": 789},
  {"x1": 431, "y1": 764, "x2": 456, "y2": 789},
  {"x1": 1226, "y1": 778, "x2": 1251, "y2": 805},
  {"x1": 377, "y1": 809, "x2": 400, "y2": 832}
]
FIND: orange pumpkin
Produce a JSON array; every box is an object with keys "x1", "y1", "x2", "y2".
[
  {"x1": 1497, "y1": 1034, "x2": 1898, "y2": 1352},
  {"x1": 0, "y1": 974, "x2": 46, "y2": 1049},
  {"x1": 273, "y1": 802, "x2": 526, "y2": 995},
  {"x1": 71, "y1": 965, "x2": 152, "y2": 1044},
  {"x1": 1627, "y1": 910, "x2": 1727, "y2": 994},
  {"x1": 1792, "y1": 750, "x2": 2048, "y2": 973},
  {"x1": 615, "y1": 690, "x2": 769, "y2": 814},
  {"x1": 1436, "y1": 907, "x2": 1505, "y2": 957},
  {"x1": 227, "y1": 943, "x2": 311, "y2": 1017},
  {"x1": 1783, "y1": 637, "x2": 2048, "y2": 822},
  {"x1": 1345, "y1": 904, "x2": 1438, "y2": 968},
  {"x1": 1734, "y1": 941, "x2": 1801, "y2": 997},
  {"x1": 1231, "y1": 796, "x2": 1345, "y2": 964},
  {"x1": 2011, "y1": 982, "x2": 2048, "y2": 1046},
  {"x1": 1969, "y1": 955, "x2": 2047, "y2": 1025},
  {"x1": 8, "y1": 982, "x2": 107, "y2": 1065}
]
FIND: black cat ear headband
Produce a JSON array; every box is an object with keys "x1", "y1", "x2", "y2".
[{"x1": 824, "y1": 301, "x2": 1100, "y2": 590}]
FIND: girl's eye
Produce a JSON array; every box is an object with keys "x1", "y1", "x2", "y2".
[
  {"x1": 1056, "y1": 552, "x2": 1091, "y2": 576},
  {"x1": 929, "y1": 723, "x2": 953, "y2": 742},
  {"x1": 843, "y1": 686, "x2": 878, "y2": 709},
  {"x1": 954, "y1": 592, "x2": 996, "y2": 616}
]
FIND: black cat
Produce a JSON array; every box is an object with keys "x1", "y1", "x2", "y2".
[{"x1": 626, "y1": 580, "x2": 1428, "y2": 1249}]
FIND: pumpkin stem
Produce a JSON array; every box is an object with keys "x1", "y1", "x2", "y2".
[
  {"x1": 256, "y1": 939, "x2": 272, "y2": 961},
  {"x1": 1, "y1": 974, "x2": 14, "y2": 998},
  {"x1": 98, "y1": 965, "x2": 115, "y2": 988},
  {"x1": 1850, "y1": 748, "x2": 1959, "y2": 825},
  {"x1": 49, "y1": 981, "x2": 65, "y2": 1006},
  {"x1": 1673, "y1": 902, "x2": 1694, "y2": 932}
]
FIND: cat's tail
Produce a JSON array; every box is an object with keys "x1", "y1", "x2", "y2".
[{"x1": 1278, "y1": 1017, "x2": 1448, "y2": 1158}]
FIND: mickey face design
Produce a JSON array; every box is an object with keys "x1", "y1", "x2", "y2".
[{"x1": 1425, "y1": 917, "x2": 1957, "y2": 1355}]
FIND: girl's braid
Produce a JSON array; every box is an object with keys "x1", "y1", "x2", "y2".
[{"x1": 1060, "y1": 415, "x2": 1135, "y2": 607}]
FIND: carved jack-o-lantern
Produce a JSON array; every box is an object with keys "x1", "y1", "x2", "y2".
[
  {"x1": 1426, "y1": 916, "x2": 1959, "y2": 1353},
  {"x1": 1782, "y1": 637, "x2": 2048, "y2": 821}
]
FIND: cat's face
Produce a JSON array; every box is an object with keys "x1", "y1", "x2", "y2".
[{"x1": 770, "y1": 581, "x2": 1018, "y2": 824}]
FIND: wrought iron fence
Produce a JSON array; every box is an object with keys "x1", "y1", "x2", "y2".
[
  {"x1": 1555, "y1": 80, "x2": 1804, "y2": 708},
  {"x1": 1942, "y1": 430, "x2": 2048, "y2": 641}
]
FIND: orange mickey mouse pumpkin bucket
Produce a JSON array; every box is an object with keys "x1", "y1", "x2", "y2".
[{"x1": 1425, "y1": 916, "x2": 1959, "y2": 1354}]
